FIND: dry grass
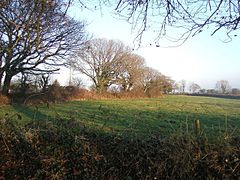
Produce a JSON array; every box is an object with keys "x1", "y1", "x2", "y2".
[{"x1": 0, "y1": 94, "x2": 10, "y2": 105}]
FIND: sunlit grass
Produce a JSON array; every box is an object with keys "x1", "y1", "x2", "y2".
[{"x1": 1, "y1": 95, "x2": 240, "y2": 138}]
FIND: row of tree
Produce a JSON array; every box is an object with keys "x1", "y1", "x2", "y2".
[
  {"x1": 0, "y1": 0, "x2": 173, "y2": 97},
  {"x1": 70, "y1": 38, "x2": 173, "y2": 96},
  {"x1": 173, "y1": 80, "x2": 240, "y2": 95},
  {"x1": 7, "y1": 38, "x2": 174, "y2": 97}
]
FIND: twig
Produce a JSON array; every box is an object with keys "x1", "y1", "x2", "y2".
[{"x1": 1, "y1": 134, "x2": 10, "y2": 153}]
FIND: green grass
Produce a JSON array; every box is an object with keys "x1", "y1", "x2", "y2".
[{"x1": 1, "y1": 95, "x2": 240, "y2": 138}]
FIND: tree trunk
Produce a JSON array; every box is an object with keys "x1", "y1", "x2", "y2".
[
  {"x1": 2, "y1": 74, "x2": 13, "y2": 95},
  {"x1": 0, "y1": 60, "x2": 3, "y2": 91},
  {"x1": 96, "y1": 85, "x2": 101, "y2": 94},
  {"x1": 0, "y1": 71, "x2": 3, "y2": 92}
]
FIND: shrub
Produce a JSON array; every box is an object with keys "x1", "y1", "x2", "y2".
[
  {"x1": 46, "y1": 81, "x2": 86, "y2": 102},
  {"x1": 0, "y1": 94, "x2": 10, "y2": 105}
]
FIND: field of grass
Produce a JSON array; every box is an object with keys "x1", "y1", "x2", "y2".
[
  {"x1": 1, "y1": 95, "x2": 240, "y2": 139},
  {"x1": 1, "y1": 95, "x2": 240, "y2": 179}
]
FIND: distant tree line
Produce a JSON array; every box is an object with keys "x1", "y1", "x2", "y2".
[{"x1": 173, "y1": 79, "x2": 240, "y2": 95}]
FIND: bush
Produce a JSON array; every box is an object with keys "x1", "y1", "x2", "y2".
[
  {"x1": 0, "y1": 94, "x2": 10, "y2": 105},
  {"x1": 9, "y1": 83, "x2": 88, "y2": 104},
  {"x1": 46, "y1": 85, "x2": 85, "y2": 103}
]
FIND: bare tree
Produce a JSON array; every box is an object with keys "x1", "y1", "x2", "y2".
[
  {"x1": 172, "y1": 82, "x2": 183, "y2": 93},
  {"x1": 37, "y1": 73, "x2": 52, "y2": 92},
  {"x1": 117, "y1": 53, "x2": 146, "y2": 91},
  {"x1": 148, "y1": 74, "x2": 173, "y2": 95},
  {"x1": 10, "y1": 71, "x2": 53, "y2": 94},
  {"x1": 72, "y1": 77, "x2": 84, "y2": 88},
  {"x1": 73, "y1": 38, "x2": 131, "y2": 93},
  {"x1": 215, "y1": 80, "x2": 231, "y2": 94},
  {"x1": 179, "y1": 80, "x2": 187, "y2": 93},
  {"x1": 113, "y1": 0, "x2": 240, "y2": 46},
  {"x1": 156, "y1": 75, "x2": 174, "y2": 94},
  {"x1": 3, "y1": 1, "x2": 238, "y2": 47},
  {"x1": 11, "y1": 72, "x2": 33, "y2": 94},
  {"x1": 138, "y1": 67, "x2": 158, "y2": 95},
  {"x1": 137, "y1": 67, "x2": 173, "y2": 96},
  {"x1": 189, "y1": 82, "x2": 201, "y2": 93},
  {"x1": 0, "y1": 0, "x2": 87, "y2": 95}
]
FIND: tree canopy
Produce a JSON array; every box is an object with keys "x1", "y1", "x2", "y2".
[
  {"x1": 72, "y1": 38, "x2": 174, "y2": 95},
  {"x1": 0, "y1": 0, "x2": 88, "y2": 95},
  {"x1": 72, "y1": 38, "x2": 132, "y2": 93}
]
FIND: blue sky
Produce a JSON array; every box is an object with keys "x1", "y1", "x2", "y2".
[{"x1": 64, "y1": 4, "x2": 240, "y2": 89}]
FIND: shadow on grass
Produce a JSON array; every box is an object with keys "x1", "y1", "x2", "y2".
[
  {"x1": 1, "y1": 101, "x2": 239, "y2": 178},
  {"x1": 12, "y1": 104, "x2": 48, "y2": 122},
  {"x1": 1, "y1": 109, "x2": 240, "y2": 179}
]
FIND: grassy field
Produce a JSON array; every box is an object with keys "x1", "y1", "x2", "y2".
[
  {"x1": 1, "y1": 95, "x2": 240, "y2": 179},
  {"x1": 1, "y1": 95, "x2": 240, "y2": 139}
]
